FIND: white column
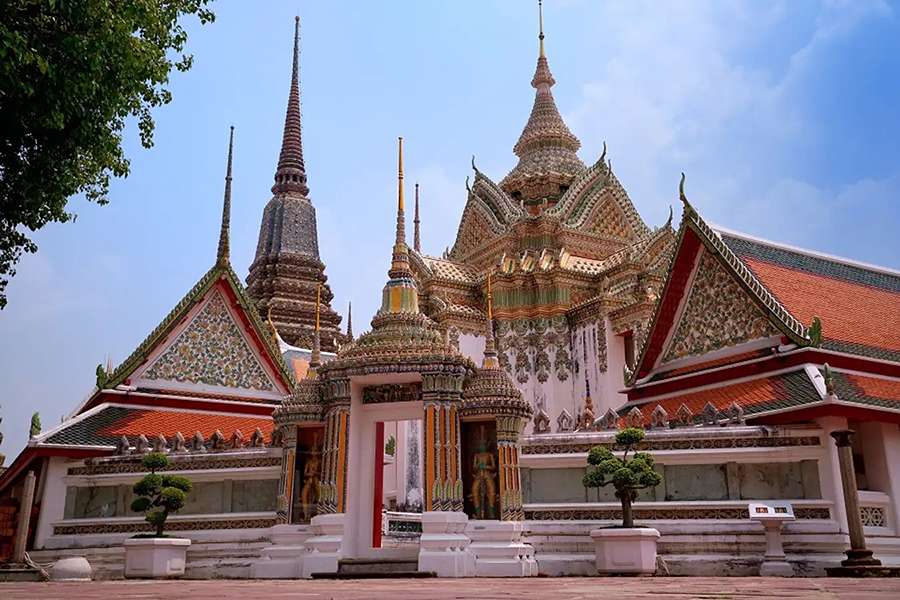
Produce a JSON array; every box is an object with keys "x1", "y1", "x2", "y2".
[{"x1": 816, "y1": 416, "x2": 849, "y2": 533}]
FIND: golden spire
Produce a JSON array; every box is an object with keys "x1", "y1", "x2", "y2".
[{"x1": 538, "y1": 0, "x2": 545, "y2": 58}]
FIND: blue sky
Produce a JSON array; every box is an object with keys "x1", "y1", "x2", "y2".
[{"x1": 1, "y1": 0, "x2": 899, "y2": 458}]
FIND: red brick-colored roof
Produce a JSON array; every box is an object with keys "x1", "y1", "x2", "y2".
[
  {"x1": 619, "y1": 370, "x2": 821, "y2": 425},
  {"x1": 43, "y1": 405, "x2": 273, "y2": 448},
  {"x1": 743, "y1": 258, "x2": 900, "y2": 357},
  {"x1": 721, "y1": 234, "x2": 900, "y2": 362}
]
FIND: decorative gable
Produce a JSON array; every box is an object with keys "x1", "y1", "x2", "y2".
[
  {"x1": 142, "y1": 288, "x2": 278, "y2": 392},
  {"x1": 661, "y1": 250, "x2": 781, "y2": 364}
]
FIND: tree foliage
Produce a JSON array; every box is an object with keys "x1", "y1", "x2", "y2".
[
  {"x1": 0, "y1": 0, "x2": 215, "y2": 308},
  {"x1": 130, "y1": 452, "x2": 192, "y2": 537},
  {"x1": 582, "y1": 427, "x2": 662, "y2": 528}
]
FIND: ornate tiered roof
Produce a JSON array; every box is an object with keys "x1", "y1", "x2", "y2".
[
  {"x1": 247, "y1": 17, "x2": 344, "y2": 352},
  {"x1": 323, "y1": 138, "x2": 472, "y2": 378},
  {"x1": 500, "y1": 3, "x2": 584, "y2": 204}
]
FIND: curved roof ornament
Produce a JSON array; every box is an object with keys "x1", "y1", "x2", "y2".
[
  {"x1": 465, "y1": 175, "x2": 471, "y2": 194},
  {"x1": 593, "y1": 141, "x2": 607, "y2": 168},
  {"x1": 665, "y1": 204, "x2": 674, "y2": 229}
]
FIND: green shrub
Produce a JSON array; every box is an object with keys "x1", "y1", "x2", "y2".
[
  {"x1": 130, "y1": 452, "x2": 192, "y2": 537},
  {"x1": 582, "y1": 427, "x2": 662, "y2": 528}
]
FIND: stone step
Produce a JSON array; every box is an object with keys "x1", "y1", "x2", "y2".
[
  {"x1": 337, "y1": 558, "x2": 420, "y2": 575},
  {"x1": 311, "y1": 570, "x2": 436, "y2": 579}
]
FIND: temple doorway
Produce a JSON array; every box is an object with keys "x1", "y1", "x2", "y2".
[
  {"x1": 343, "y1": 377, "x2": 424, "y2": 560},
  {"x1": 373, "y1": 418, "x2": 423, "y2": 550}
]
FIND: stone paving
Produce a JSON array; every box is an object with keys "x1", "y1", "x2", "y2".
[{"x1": 2, "y1": 578, "x2": 900, "y2": 600}]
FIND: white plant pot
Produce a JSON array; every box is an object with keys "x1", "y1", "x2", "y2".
[
  {"x1": 124, "y1": 537, "x2": 191, "y2": 578},
  {"x1": 589, "y1": 527, "x2": 660, "y2": 575}
]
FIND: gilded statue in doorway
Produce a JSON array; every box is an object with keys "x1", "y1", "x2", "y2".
[
  {"x1": 300, "y1": 434, "x2": 322, "y2": 522},
  {"x1": 470, "y1": 427, "x2": 497, "y2": 519}
]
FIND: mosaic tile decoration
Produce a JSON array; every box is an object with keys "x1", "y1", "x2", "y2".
[
  {"x1": 662, "y1": 250, "x2": 780, "y2": 364},
  {"x1": 144, "y1": 290, "x2": 277, "y2": 391}
]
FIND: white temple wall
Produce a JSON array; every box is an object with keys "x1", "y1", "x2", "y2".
[
  {"x1": 815, "y1": 416, "x2": 850, "y2": 537},
  {"x1": 600, "y1": 317, "x2": 628, "y2": 413},
  {"x1": 34, "y1": 456, "x2": 69, "y2": 549},
  {"x1": 857, "y1": 421, "x2": 900, "y2": 534}
]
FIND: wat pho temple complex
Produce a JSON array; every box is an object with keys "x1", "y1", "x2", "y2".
[{"x1": 1, "y1": 8, "x2": 899, "y2": 580}]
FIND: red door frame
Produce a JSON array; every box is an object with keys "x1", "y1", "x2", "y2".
[{"x1": 372, "y1": 421, "x2": 385, "y2": 549}]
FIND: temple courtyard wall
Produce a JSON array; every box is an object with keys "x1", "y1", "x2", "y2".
[{"x1": 22, "y1": 418, "x2": 900, "y2": 578}]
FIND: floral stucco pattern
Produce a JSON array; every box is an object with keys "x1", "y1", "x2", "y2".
[
  {"x1": 662, "y1": 251, "x2": 779, "y2": 364},
  {"x1": 144, "y1": 291, "x2": 276, "y2": 391}
]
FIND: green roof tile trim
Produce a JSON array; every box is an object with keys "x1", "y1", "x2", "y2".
[
  {"x1": 832, "y1": 372, "x2": 900, "y2": 410},
  {"x1": 823, "y1": 340, "x2": 900, "y2": 364},
  {"x1": 722, "y1": 235, "x2": 900, "y2": 293},
  {"x1": 44, "y1": 406, "x2": 132, "y2": 447},
  {"x1": 104, "y1": 262, "x2": 296, "y2": 394}
]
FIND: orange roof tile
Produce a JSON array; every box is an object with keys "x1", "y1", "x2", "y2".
[
  {"x1": 620, "y1": 370, "x2": 821, "y2": 425},
  {"x1": 743, "y1": 258, "x2": 900, "y2": 356},
  {"x1": 99, "y1": 409, "x2": 273, "y2": 443}
]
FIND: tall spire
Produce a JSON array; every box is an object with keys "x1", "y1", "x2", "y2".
[
  {"x1": 346, "y1": 301, "x2": 353, "y2": 340},
  {"x1": 217, "y1": 126, "x2": 234, "y2": 266},
  {"x1": 482, "y1": 271, "x2": 499, "y2": 369},
  {"x1": 413, "y1": 182, "x2": 421, "y2": 253},
  {"x1": 538, "y1": 0, "x2": 545, "y2": 58},
  {"x1": 389, "y1": 137, "x2": 411, "y2": 277},
  {"x1": 500, "y1": 1, "x2": 584, "y2": 203},
  {"x1": 272, "y1": 16, "x2": 309, "y2": 197},
  {"x1": 380, "y1": 136, "x2": 419, "y2": 315}
]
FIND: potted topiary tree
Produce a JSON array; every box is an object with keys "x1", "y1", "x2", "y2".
[
  {"x1": 583, "y1": 427, "x2": 662, "y2": 575},
  {"x1": 123, "y1": 452, "x2": 193, "y2": 578}
]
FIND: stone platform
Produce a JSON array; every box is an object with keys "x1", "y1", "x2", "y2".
[{"x1": 2, "y1": 577, "x2": 900, "y2": 599}]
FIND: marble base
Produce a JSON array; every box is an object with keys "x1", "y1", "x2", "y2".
[
  {"x1": 301, "y1": 514, "x2": 345, "y2": 579},
  {"x1": 251, "y1": 524, "x2": 311, "y2": 579},
  {"x1": 466, "y1": 520, "x2": 538, "y2": 577},
  {"x1": 760, "y1": 560, "x2": 795, "y2": 577},
  {"x1": 589, "y1": 528, "x2": 660, "y2": 575},
  {"x1": 418, "y1": 511, "x2": 474, "y2": 578},
  {"x1": 123, "y1": 538, "x2": 191, "y2": 578}
]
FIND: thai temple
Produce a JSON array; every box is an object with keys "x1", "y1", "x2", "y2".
[{"x1": 1, "y1": 5, "x2": 899, "y2": 579}]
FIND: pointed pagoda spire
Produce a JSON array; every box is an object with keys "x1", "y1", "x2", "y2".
[
  {"x1": 272, "y1": 16, "x2": 309, "y2": 197},
  {"x1": 346, "y1": 301, "x2": 353, "y2": 339},
  {"x1": 389, "y1": 137, "x2": 411, "y2": 277},
  {"x1": 308, "y1": 283, "x2": 321, "y2": 376},
  {"x1": 538, "y1": 0, "x2": 545, "y2": 58},
  {"x1": 379, "y1": 136, "x2": 419, "y2": 315},
  {"x1": 413, "y1": 182, "x2": 421, "y2": 253},
  {"x1": 217, "y1": 126, "x2": 235, "y2": 266},
  {"x1": 501, "y1": 1, "x2": 584, "y2": 201},
  {"x1": 482, "y1": 271, "x2": 499, "y2": 369}
]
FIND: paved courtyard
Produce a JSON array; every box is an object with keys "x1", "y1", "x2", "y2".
[{"x1": 2, "y1": 578, "x2": 900, "y2": 600}]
